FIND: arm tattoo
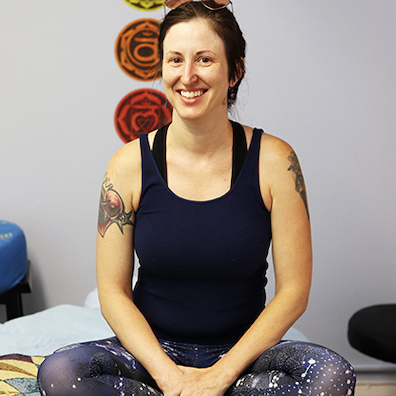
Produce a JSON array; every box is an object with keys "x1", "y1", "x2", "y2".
[
  {"x1": 287, "y1": 151, "x2": 310, "y2": 220},
  {"x1": 97, "y1": 176, "x2": 134, "y2": 237}
]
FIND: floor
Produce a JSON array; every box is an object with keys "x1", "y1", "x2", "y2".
[
  {"x1": 355, "y1": 382, "x2": 396, "y2": 396},
  {"x1": 355, "y1": 370, "x2": 396, "y2": 396}
]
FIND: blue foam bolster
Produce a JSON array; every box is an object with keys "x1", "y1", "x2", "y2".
[{"x1": 0, "y1": 220, "x2": 28, "y2": 295}]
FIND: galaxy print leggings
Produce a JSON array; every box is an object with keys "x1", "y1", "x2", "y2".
[{"x1": 37, "y1": 337, "x2": 355, "y2": 396}]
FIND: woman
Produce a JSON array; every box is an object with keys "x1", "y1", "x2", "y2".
[{"x1": 38, "y1": 2, "x2": 356, "y2": 395}]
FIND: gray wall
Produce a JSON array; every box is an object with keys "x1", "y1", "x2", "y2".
[{"x1": 1, "y1": 1, "x2": 395, "y2": 372}]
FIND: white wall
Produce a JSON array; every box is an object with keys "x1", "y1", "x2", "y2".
[{"x1": 1, "y1": 0, "x2": 395, "y2": 372}]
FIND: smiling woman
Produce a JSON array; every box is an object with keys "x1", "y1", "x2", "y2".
[
  {"x1": 161, "y1": 19, "x2": 233, "y2": 122},
  {"x1": 159, "y1": 1, "x2": 245, "y2": 109},
  {"x1": 37, "y1": 2, "x2": 355, "y2": 396}
]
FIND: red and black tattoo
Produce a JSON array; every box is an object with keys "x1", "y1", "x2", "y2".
[
  {"x1": 97, "y1": 176, "x2": 134, "y2": 237},
  {"x1": 287, "y1": 151, "x2": 310, "y2": 220}
]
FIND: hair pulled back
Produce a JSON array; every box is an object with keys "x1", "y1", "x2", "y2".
[{"x1": 158, "y1": 2, "x2": 246, "y2": 106}]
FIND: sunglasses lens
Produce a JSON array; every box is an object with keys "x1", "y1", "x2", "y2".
[
  {"x1": 164, "y1": 0, "x2": 190, "y2": 9},
  {"x1": 165, "y1": 0, "x2": 230, "y2": 10},
  {"x1": 202, "y1": 0, "x2": 230, "y2": 9}
]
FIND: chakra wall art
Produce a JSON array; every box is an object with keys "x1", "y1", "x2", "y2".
[
  {"x1": 123, "y1": 0, "x2": 164, "y2": 11},
  {"x1": 114, "y1": 1, "x2": 171, "y2": 142},
  {"x1": 114, "y1": 89, "x2": 172, "y2": 143},
  {"x1": 115, "y1": 19, "x2": 161, "y2": 81}
]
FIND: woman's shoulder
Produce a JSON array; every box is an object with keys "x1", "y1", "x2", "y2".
[
  {"x1": 105, "y1": 133, "x2": 156, "y2": 210},
  {"x1": 107, "y1": 137, "x2": 141, "y2": 174},
  {"x1": 247, "y1": 125, "x2": 300, "y2": 181},
  {"x1": 108, "y1": 129, "x2": 158, "y2": 168},
  {"x1": 260, "y1": 131, "x2": 294, "y2": 160},
  {"x1": 243, "y1": 124, "x2": 294, "y2": 161}
]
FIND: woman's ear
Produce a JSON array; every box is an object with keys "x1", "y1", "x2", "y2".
[{"x1": 230, "y1": 57, "x2": 245, "y2": 88}]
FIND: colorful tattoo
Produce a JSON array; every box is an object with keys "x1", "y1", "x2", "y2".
[
  {"x1": 287, "y1": 151, "x2": 310, "y2": 220},
  {"x1": 97, "y1": 176, "x2": 134, "y2": 237}
]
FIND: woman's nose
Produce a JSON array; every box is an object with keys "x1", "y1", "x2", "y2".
[{"x1": 180, "y1": 62, "x2": 198, "y2": 84}]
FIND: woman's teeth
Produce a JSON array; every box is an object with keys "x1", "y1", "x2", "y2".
[{"x1": 180, "y1": 90, "x2": 204, "y2": 99}]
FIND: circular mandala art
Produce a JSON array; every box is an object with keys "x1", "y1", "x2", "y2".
[
  {"x1": 115, "y1": 19, "x2": 161, "y2": 81},
  {"x1": 114, "y1": 89, "x2": 172, "y2": 143},
  {"x1": 123, "y1": 0, "x2": 164, "y2": 11}
]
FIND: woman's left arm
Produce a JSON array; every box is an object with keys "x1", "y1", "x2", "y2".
[
  {"x1": 212, "y1": 134, "x2": 313, "y2": 388},
  {"x1": 165, "y1": 135, "x2": 312, "y2": 396}
]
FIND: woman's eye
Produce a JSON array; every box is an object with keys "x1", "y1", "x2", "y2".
[
  {"x1": 169, "y1": 58, "x2": 182, "y2": 64},
  {"x1": 199, "y1": 57, "x2": 212, "y2": 64}
]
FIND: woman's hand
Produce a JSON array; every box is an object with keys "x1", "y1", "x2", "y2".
[{"x1": 163, "y1": 365, "x2": 229, "y2": 396}]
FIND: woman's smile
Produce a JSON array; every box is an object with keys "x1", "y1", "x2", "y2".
[{"x1": 179, "y1": 89, "x2": 207, "y2": 99}]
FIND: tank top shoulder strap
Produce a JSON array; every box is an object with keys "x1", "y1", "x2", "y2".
[
  {"x1": 139, "y1": 124, "x2": 169, "y2": 175},
  {"x1": 250, "y1": 127, "x2": 263, "y2": 154},
  {"x1": 139, "y1": 132, "x2": 150, "y2": 160},
  {"x1": 152, "y1": 124, "x2": 170, "y2": 183},
  {"x1": 233, "y1": 127, "x2": 263, "y2": 193},
  {"x1": 139, "y1": 131, "x2": 163, "y2": 194},
  {"x1": 241, "y1": 127, "x2": 263, "y2": 170},
  {"x1": 230, "y1": 121, "x2": 247, "y2": 186}
]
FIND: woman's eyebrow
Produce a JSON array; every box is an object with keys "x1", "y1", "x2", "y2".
[
  {"x1": 196, "y1": 50, "x2": 217, "y2": 56},
  {"x1": 165, "y1": 50, "x2": 216, "y2": 56}
]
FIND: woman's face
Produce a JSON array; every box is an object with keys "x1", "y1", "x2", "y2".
[{"x1": 162, "y1": 18, "x2": 231, "y2": 122}]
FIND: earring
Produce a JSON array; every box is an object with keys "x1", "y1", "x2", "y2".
[{"x1": 228, "y1": 86, "x2": 236, "y2": 104}]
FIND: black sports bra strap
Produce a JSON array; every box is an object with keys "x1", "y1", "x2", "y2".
[
  {"x1": 230, "y1": 121, "x2": 247, "y2": 186},
  {"x1": 152, "y1": 124, "x2": 170, "y2": 183},
  {"x1": 152, "y1": 121, "x2": 247, "y2": 187}
]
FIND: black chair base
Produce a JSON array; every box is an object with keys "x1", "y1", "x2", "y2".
[
  {"x1": 0, "y1": 260, "x2": 32, "y2": 321},
  {"x1": 348, "y1": 304, "x2": 396, "y2": 364}
]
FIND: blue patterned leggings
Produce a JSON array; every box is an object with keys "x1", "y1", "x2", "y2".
[{"x1": 37, "y1": 337, "x2": 355, "y2": 395}]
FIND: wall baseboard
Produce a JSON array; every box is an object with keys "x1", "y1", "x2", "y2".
[
  {"x1": 355, "y1": 382, "x2": 396, "y2": 396},
  {"x1": 355, "y1": 369, "x2": 396, "y2": 396}
]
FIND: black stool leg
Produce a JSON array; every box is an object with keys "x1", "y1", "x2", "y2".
[{"x1": 5, "y1": 293, "x2": 23, "y2": 321}]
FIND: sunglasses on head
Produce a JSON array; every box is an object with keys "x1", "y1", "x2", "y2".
[{"x1": 164, "y1": 0, "x2": 232, "y2": 11}]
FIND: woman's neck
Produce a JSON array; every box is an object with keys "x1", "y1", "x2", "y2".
[{"x1": 168, "y1": 113, "x2": 233, "y2": 157}]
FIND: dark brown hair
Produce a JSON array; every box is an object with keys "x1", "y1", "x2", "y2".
[{"x1": 158, "y1": 2, "x2": 246, "y2": 106}]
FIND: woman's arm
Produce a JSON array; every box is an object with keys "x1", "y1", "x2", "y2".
[
  {"x1": 214, "y1": 134, "x2": 312, "y2": 383},
  {"x1": 165, "y1": 133, "x2": 312, "y2": 395},
  {"x1": 96, "y1": 141, "x2": 183, "y2": 393}
]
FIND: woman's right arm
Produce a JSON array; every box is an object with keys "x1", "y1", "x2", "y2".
[{"x1": 96, "y1": 141, "x2": 182, "y2": 392}]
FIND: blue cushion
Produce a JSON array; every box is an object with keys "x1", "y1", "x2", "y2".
[{"x1": 0, "y1": 221, "x2": 28, "y2": 295}]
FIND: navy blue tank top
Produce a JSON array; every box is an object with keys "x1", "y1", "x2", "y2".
[{"x1": 133, "y1": 127, "x2": 271, "y2": 345}]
